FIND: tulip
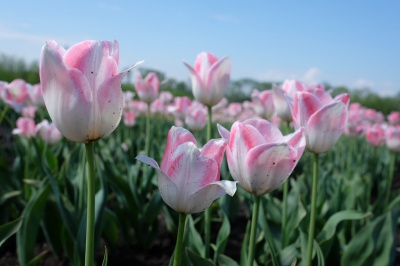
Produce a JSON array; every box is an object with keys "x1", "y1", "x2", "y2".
[
  {"x1": 40, "y1": 40, "x2": 143, "y2": 143},
  {"x1": 3, "y1": 79, "x2": 30, "y2": 112},
  {"x1": 251, "y1": 89, "x2": 274, "y2": 120},
  {"x1": 365, "y1": 124, "x2": 386, "y2": 147},
  {"x1": 123, "y1": 110, "x2": 136, "y2": 127},
  {"x1": 218, "y1": 118, "x2": 305, "y2": 195},
  {"x1": 22, "y1": 106, "x2": 37, "y2": 118},
  {"x1": 183, "y1": 52, "x2": 231, "y2": 107},
  {"x1": 12, "y1": 117, "x2": 36, "y2": 139},
  {"x1": 28, "y1": 84, "x2": 45, "y2": 107},
  {"x1": 386, "y1": 125, "x2": 400, "y2": 152},
  {"x1": 218, "y1": 118, "x2": 305, "y2": 265},
  {"x1": 388, "y1": 111, "x2": 400, "y2": 125},
  {"x1": 272, "y1": 84, "x2": 293, "y2": 122},
  {"x1": 185, "y1": 103, "x2": 207, "y2": 131},
  {"x1": 136, "y1": 126, "x2": 237, "y2": 213},
  {"x1": 36, "y1": 119, "x2": 63, "y2": 144},
  {"x1": 288, "y1": 89, "x2": 350, "y2": 153},
  {"x1": 135, "y1": 72, "x2": 160, "y2": 104}
]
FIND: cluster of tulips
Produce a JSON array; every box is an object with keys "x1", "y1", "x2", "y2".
[{"x1": 0, "y1": 39, "x2": 399, "y2": 266}]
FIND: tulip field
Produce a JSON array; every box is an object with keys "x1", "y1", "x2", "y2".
[{"x1": 0, "y1": 40, "x2": 399, "y2": 266}]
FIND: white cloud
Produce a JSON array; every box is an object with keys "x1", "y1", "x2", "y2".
[
  {"x1": 353, "y1": 78, "x2": 374, "y2": 88},
  {"x1": 257, "y1": 67, "x2": 321, "y2": 84}
]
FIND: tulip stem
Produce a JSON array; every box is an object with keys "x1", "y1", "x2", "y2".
[
  {"x1": 0, "y1": 105, "x2": 9, "y2": 125},
  {"x1": 84, "y1": 142, "x2": 96, "y2": 266},
  {"x1": 384, "y1": 151, "x2": 396, "y2": 210},
  {"x1": 145, "y1": 103, "x2": 151, "y2": 156},
  {"x1": 173, "y1": 212, "x2": 187, "y2": 266},
  {"x1": 204, "y1": 105, "x2": 213, "y2": 258},
  {"x1": 306, "y1": 153, "x2": 319, "y2": 266},
  {"x1": 281, "y1": 178, "x2": 289, "y2": 248},
  {"x1": 248, "y1": 195, "x2": 260, "y2": 266}
]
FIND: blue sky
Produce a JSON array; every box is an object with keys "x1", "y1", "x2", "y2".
[{"x1": 1, "y1": 1, "x2": 399, "y2": 96}]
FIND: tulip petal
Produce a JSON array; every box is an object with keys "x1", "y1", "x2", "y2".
[
  {"x1": 206, "y1": 57, "x2": 231, "y2": 106},
  {"x1": 183, "y1": 61, "x2": 206, "y2": 103},
  {"x1": 243, "y1": 118, "x2": 283, "y2": 143},
  {"x1": 293, "y1": 91, "x2": 323, "y2": 129},
  {"x1": 217, "y1": 123, "x2": 230, "y2": 141},
  {"x1": 135, "y1": 154, "x2": 160, "y2": 170},
  {"x1": 307, "y1": 101, "x2": 348, "y2": 153},
  {"x1": 200, "y1": 138, "x2": 227, "y2": 181},
  {"x1": 40, "y1": 41, "x2": 93, "y2": 142},
  {"x1": 184, "y1": 180, "x2": 237, "y2": 213},
  {"x1": 282, "y1": 127, "x2": 306, "y2": 151},
  {"x1": 334, "y1": 93, "x2": 350, "y2": 107},
  {"x1": 161, "y1": 126, "x2": 197, "y2": 171},
  {"x1": 244, "y1": 143, "x2": 299, "y2": 195}
]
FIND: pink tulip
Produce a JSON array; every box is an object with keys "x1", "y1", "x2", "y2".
[
  {"x1": 386, "y1": 125, "x2": 400, "y2": 152},
  {"x1": 168, "y1": 96, "x2": 192, "y2": 120},
  {"x1": 12, "y1": 117, "x2": 36, "y2": 139},
  {"x1": 123, "y1": 110, "x2": 136, "y2": 127},
  {"x1": 36, "y1": 120, "x2": 63, "y2": 144},
  {"x1": 22, "y1": 106, "x2": 37, "y2": 118},
  {"x1": 183, "y1": 52, "x2": 231, "y2": 107},
  {"x1": 3, "y1": 79, "x2": 30, "y2": 112},
  {"x1": 159, "y1": 91, "x2": 173, "y2": 104},
  {"x1": 272, "y1": 85, "x2": 292, "y2": 122},
  {"x1": 135, "y1": 72, "x2": 159, "y2": 104},
  {"x1": 136, "y1": 126, "x2": 237, "y2": 214},
  {"x1": 251, "y1": 89, "x2": 274, "y2": 120},
  {"x1": 218, "y1": 118, "x2": 305, "y2": 195},
  {"x1": 40, "y1": 40, "x2": 143, "y2": 143},
  {"x1": 365, "y1": 124, "x2": 386, "y2": 147},
  {"x1": 28, "y1": 84, "x2": 45, "y2": 107},
  {"x1": 388, "y1": 111, "x2": 400, "y2": 125},
  {"x1": 288, "y1": 89, "x2": 349, "y2": 153},
  {"x1": 185, "y1": 103, "x2": 207, "y2": 131}
]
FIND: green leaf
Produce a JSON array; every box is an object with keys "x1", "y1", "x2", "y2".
[
  {"x1": 17, "y1": 182, "x2": 50, "y2": 265},
  {"x1": 0, "y1": 217, "x2": 23, "y2": 247},
  {"x1": 279, "y1": 243, "x2": 299, "y2": 266},
  {"x1": 185, "y1": 248, "x2": 215, "y2": 266},
  {"x1": 213, "y1": 213, "x2": 230, "y2": 259},
  {"x1": 240, "y1": 221, "x2": 250, "y2": 266},
  {"x1": 102, "y1": 246, "x2": 108, "y2": 266},
  {"x1": 217, "y1": 254, "x2": 240, "y2": 266},
  {"x1": 27, "y1": 250, "x2": 49, "y2": 266}
]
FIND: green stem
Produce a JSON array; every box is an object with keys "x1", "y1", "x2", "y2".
[
  {"x1": 145, "y1": 103, "x2": 151, "y2": 156},
  {"x1": 84, "y1": 142, "x2": 96, "y2": 266},
  {"x1": 384, "y1": 151, "x2": 396, "y2": 210},
  {"x1": 173, "y1": 213, "x2": 187, "y2": 266},
  {"x1": 306, "y1": 153, "x2": 319, "y2": 266},
  {"x1": 281, "y1": 178, "x2": 289, "y2": 248},
  {"x1": 0, "y1": 105, "x2": 9, "y2": 125},
  {"x1": 247, "y1": 195, "x2": 261, "y2": 266},
  {"x1": 204, "y1": 105, "x2": 213, "y2": 258}
]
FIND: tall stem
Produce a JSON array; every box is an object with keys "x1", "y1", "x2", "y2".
[
  {"x1": 204, "y1": 105, "x2": 213, "y2": 258},
  {"x1": 247, "y1": 195, "x2": 260, "y2": 266},
  {"x1": 306, "y1": 153, "x2": 319, "y2": 266},
  {"x1": 384, "y1": 151, "x2": 396, "y2": 209},
  {"x1": 145, "y1": 103, "x2": 151, "y2": 156},
  {"x1": 84, "y1": 142, "x2": 96, "y2": 266},
  {"x1": 173, "y1": 213, "x2": 187, "y2": 266},
  {"x1": 281, "y1": 178, "x2": 289, "y2": 248}
]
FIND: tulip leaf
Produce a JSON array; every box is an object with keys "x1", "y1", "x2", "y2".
[
  {"x1": 17, "y1": 181, "x2": 50, "y2": 266},
  {"x1": 279, "y1": 242, "x2": 299, "y2": 266},
  {"x1": 0, "y1": 217, "x2": 23, "y2": 248},
  {"x1": 213, "y1": 212, "x2": 230, "y2": 260},
  {"x1": 217, "y1": 254, "x2": 239, "y2": 266},
  {"x1": 185, "y1": 247, "x2": 215, "y2": 266},
  {"x1": 101, "y1": 246, "x2": 108, "y2": 266}
]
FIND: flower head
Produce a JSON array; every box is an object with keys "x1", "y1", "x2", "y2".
[
  {"x1": 40, "y1": 40, "x2": 143, "y2": 142},
  {"x1": 136, "y1": 126, "x2": 237, "y2": 214}
]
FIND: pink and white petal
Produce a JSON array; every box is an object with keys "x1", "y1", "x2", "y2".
[
  {"x1": 157, "y1": 170, "x2": 180, "y2": 212},
  {"x1": 228, "y1": 121, "x2": 265, "y2": 152},
  {"x1": 225, "y1": 146, "x2": 244, "y2": 184},
  {"x1": 244, "y1": 143, "x2": 298, "y2": 195},
  {"x1": 282, "y1": 127, "x2": 306, "y2": 153},
  {"x1": 145, "y1": 72, "x2": 160, "y2": 90},
  {"x1": 194, "y1": 52, "x2": 218, "y2": 78},
  {"x1": 307, "y1": 101, "x2": 348, "y2": 153},
  {"x1": 314, "y1": 89, "x2": 333, "y2": 105},
  {"x1": 206, "y1": 57, "x2": 231, "y2": 106},
  {"x1": 160, "y1": 126, "x2": 197, "y2": 171},
  {"x1": 217, "y1": 123, "x2": 231, "y2": 141},
  {"x1": 243, "y1": 118, "x2": 283, "y2": 143},
  {"x1": 40, "y1": 43, "x2": 93, "y2": 142},
  {"x1": 167, "y1": 142, "x2": 220, "y2": 192},
  {"x1": 200, "y1": 138, "x2": 227, "y2": 181},
  {"x1": 293, "y1": 91, "x2": 323, "y2": 129},
  {"x1": 334, "y1": 93, "x2": 350, "y2": 107},
  {"x1": 183, "y1": 61, "x2": 206, "y2": 103},
  {"x1": 135, "y1": 154, "x2": 160, "y2": 170},
  {"x1": 184, "y1": 180, "x2": 237, "y2": 214}
]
